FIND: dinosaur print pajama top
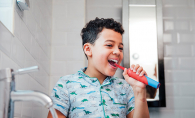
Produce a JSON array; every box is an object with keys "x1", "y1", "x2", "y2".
[{"x1": 51, "y1": 67, "x2": 135, "y2": 118}]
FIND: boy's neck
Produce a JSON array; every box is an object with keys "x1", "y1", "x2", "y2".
[{"x1": 84, "y1": 67, "x2": 107, "y2": 85}]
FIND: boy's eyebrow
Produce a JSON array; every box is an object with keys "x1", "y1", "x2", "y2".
[{"x1": 105, "y1": 40, "x2": 123, "y2": 45}]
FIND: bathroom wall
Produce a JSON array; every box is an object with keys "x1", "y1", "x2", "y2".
[
  {"x1": 0, "y1": 0, "x2": 52, "y2": 117},
  {"x1": 0, "y1": 0, "x2": 194, "y2": 118},
  {"x1": 149, "y1": 0, "x2": 195, "y2": 118},
  {"x1": 50, "y1": 0, "x2": 86, "y2": 93},
  {"x1": 86, "y1": 0, "x2": 122, "y2": 23}
]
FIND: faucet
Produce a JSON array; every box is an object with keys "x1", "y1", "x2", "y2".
[{"x1": 0, "y1": 66, "x2": 58, "y2": 118}]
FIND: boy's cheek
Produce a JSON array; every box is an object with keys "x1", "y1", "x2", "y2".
[
  {"x1": 94, "y1": 54, "x2": 107, "y2": 65},
  {"x1": 119, "y1": 55, "x2": 123, "y2": 64}
]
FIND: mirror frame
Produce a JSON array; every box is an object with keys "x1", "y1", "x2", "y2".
[{"x1": 122, "y1": 0, "x2": 166, "y2": 107}]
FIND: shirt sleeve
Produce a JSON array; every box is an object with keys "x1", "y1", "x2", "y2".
[
  {"x1": 50, "y1": 77, "x2": 70, "y2": 117},
  {"x1": 126, "y1": 84, "x2": 135, "y2": 115}
]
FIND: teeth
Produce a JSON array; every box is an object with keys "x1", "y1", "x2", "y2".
[{"x1": 109, "y1": 59, "x2": 118, "y2": 63}]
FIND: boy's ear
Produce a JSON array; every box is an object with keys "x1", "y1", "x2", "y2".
[{"x1": 83, "y1": 43, "x2": 92, "y2": 57}]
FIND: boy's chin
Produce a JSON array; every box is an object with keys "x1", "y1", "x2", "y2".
[{"x1": 106, "y1": 71, "x2": 116, "y2": 77}]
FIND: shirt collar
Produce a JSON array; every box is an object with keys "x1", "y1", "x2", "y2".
[{"x1": 77, "y1": 67, "x2": 115, "y2": 86}]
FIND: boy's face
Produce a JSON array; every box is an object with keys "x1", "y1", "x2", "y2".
[{"x1": 89, "y1": 28, "x2": 123, "y2": 77}]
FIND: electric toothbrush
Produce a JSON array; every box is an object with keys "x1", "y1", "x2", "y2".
[{"x1": 114, "y1": 63, "x2": 160, "y2": 89}]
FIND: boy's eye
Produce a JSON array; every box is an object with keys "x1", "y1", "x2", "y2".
[
  {"x1": 106, "y1": 44, "x2": 112, "y2": 47},
  {"x1": 119, "y1": 47, "x2": 123, "y2": 50}
]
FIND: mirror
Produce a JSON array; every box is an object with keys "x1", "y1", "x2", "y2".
[
  {"x1": 129, "y1": 2, "x2": 158, "y2": 100},
  {"x1": 122, "y1": 0, "x2": 166, "y2": 107}
]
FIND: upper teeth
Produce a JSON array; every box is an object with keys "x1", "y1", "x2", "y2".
[{"x1": 109, "y1": 59, "x2": 118, "y2": 63}]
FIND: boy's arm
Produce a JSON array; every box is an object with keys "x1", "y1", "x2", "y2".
[
  {"x1": 123, "y1": 65, "x2": 150, "y2": 118},
  {"x1": 47, "y1": 109, "x2": 66, "y2": 118},
  {"x1": 49, "y1": 76, "x2": 70, "y2": 117},
  {"x1": 126, "y1": 87, "x2": 149, "y2": 118}
]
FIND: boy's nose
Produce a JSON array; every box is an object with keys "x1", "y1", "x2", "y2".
[{"x1": 112, "y1": 49, "x2": 120, "y2": 56}]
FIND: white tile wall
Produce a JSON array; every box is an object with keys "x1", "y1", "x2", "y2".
[
  {"x1": 87, "y1": 0, "x2": 122, "y2": 7},
  {"x1": 164, "y1": 44, "x2": 192, "y2": 57},
  {"x1": 86, "y1": 0, "x2": 122, "y2": 23},
  {"x1": 0, "y1": 0, "x2": 52, "y2": 118},
  {"x1": 181, "y1": 110, "x2": 195, "y2": 118},
  {"x1": 179, "y1": 34, "x2": 195, "y2": 43},
  {"x1": 179, "y1": 57, "x2": 195, "y2": 69},
  {"x1": 165, "y1": 70, "x2": 193, "y2": 82},
  {"x1": 52, "y1": 32, "x2": 67, "y2": 46},
  {"x1": 50, "y1": 0, "x2": 86, "y2": 93},
  {"x1": 49, "y1": 76, "x2": 61, "y2": 93},
  {"x1": 67, "y1": 32, "x2": 82, "y2": 46},
  {"x1": 149, "y1": 109, "x2": 181, "y2": 118},
  {"x1": 0, "y1": 23, "x2": 13, "y2": 57},
  {"x1": 54, "y1": 17, "x2": 84, "y2": 32},
  {"x1": 11, "y1": 37, "x2": 26, "y2": 68},
  {"x1": 149, "y1": 0, "x2": 195, "y2": 118}
]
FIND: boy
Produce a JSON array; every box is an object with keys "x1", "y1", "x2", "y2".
[{"x1": 48, "y1": 18, "x2": 150, "y2": 118}]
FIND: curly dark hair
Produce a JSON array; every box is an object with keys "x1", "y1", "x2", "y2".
[{"x1": 81, "y1": 17, "x2": 124, "y2": 58}]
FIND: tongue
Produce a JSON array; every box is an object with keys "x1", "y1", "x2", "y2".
[{"x1": 108, "y1": 60, "x2": 116, "y2": 67}]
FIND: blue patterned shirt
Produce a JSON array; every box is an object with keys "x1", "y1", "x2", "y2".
[{"x1": 51, "y1": 68, "x2": 135, "y2": 118}]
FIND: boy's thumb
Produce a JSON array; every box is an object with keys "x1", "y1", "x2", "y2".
[{"x1": 123, "y1": 68, "x2": 129, "y2": 78}]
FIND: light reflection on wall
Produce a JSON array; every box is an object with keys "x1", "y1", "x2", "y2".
[{"x1": 0, "y1": 0, "x2": 14, "y2": 33}]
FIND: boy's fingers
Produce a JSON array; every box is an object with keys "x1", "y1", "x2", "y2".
[
  {"x1": 130, "y1": 64, "x2": 135, "y2": 70},
  {"x1": 123, "y1": 68, "x2": 129, "y2": 78},
  {"x1": 133, "y1": 64, "x2": 140, "y2": 72},
  {"x1": 136, "y1": 66, "x2": 143, "y2": 75},
  {"x1": 139, "y1": 70, "x2": 148, "y2": 76},
  {"x1": 123, "y1": 68, "x2": 127, "y2": 75}
]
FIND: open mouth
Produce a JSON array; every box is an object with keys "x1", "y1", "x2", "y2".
[{"x1": 108, "y1": 59, "x2": 118, "y2": 67}]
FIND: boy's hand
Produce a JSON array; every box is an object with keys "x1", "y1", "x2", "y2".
[{"x1": 123, "y1": 64, "x2": 148, "y2": 89}]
